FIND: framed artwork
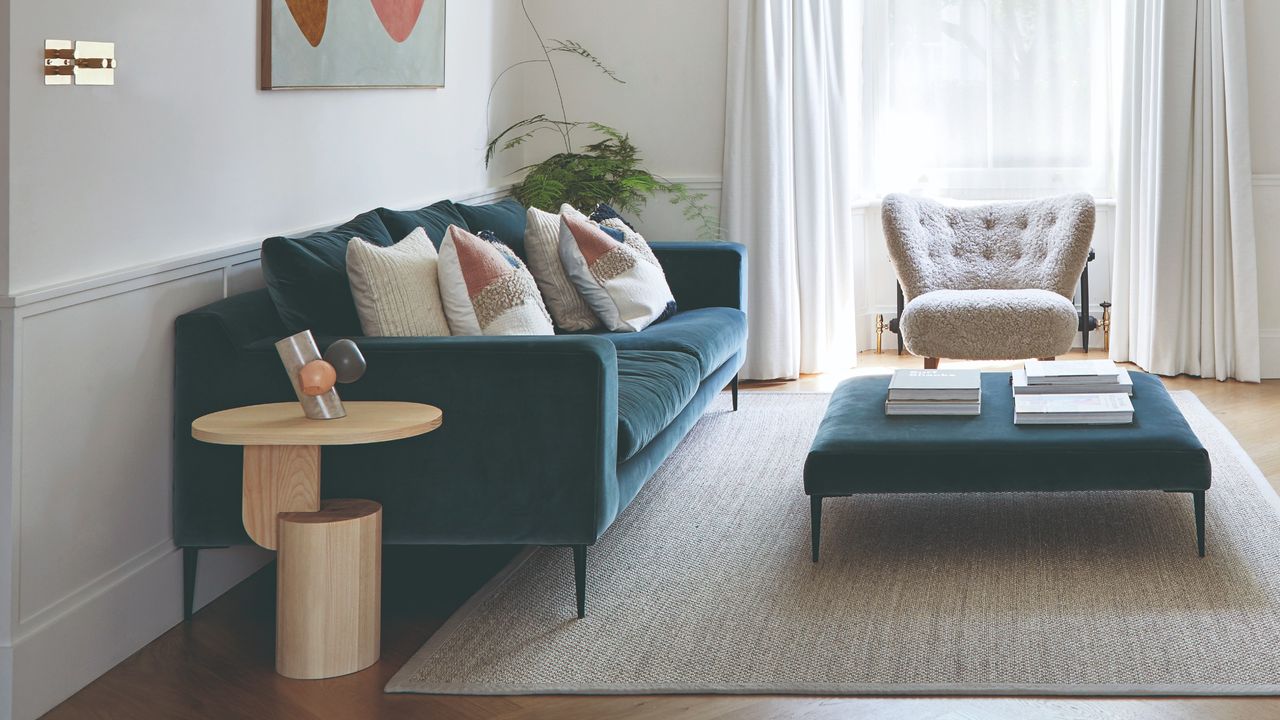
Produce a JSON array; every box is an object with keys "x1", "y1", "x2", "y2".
[{"x1": 262, "y1": 0, "x2": 446, "y2": 90}]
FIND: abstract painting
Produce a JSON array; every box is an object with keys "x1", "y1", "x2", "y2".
[{"x1": 262, "y1": 0, "x2": 445, "y2": 89}]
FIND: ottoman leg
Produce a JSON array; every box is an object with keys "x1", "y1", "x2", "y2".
[
  {"x1": 276, "y1": 499, "x2": 382, "y2": 680},
  {"x1": 810, "y1": 496, "x2": 823, "y2": 563},
  {"x1": 1193, "y1": 491, "x2": 1206, "y2": 558}
]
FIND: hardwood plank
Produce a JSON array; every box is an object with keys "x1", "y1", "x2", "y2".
[{"x1": 42, "y1": 350, "x2": 1280, "y2": 719}]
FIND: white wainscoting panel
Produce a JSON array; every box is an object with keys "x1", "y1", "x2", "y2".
[
  {"x1": 1255, "y1": 176, "x2": 1280, "y2": 378},
  {"x1": 0, "y1": 185, "x2": 511, "y2": 720}
]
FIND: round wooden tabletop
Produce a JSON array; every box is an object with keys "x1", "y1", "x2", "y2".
[{"x1": 192, "y1": 401, "x2": 442, "y2": 446}]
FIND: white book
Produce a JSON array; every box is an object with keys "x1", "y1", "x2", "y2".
[
  {"x1": 1012, "y1": 368, "x2": 1133, "y2": 396},
  {"x1": 885, "y1": 399, "x2": 981, "y2": 416},
  {"x1": 886, "y1": 369, "x2": 982, "y2": 401},
  {"x1": 1014, "y1": 393, "x2": 1134, "y2": 425},
  {"x1": 1023, "y1": 359, "x2": 1121, "y2": 385}
]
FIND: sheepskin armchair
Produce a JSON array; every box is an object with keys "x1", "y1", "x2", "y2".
[{"x1": 882, "y1": 193, "x2": 1096, "y2": 363}]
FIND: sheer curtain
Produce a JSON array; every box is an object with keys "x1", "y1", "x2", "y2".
[
  {"x1": 722, "y1": 0, "x2": 858, "y2": 380},
  {"x1": 1110, "y1": 0, "x2": 1260, "y2": 382},
  {"x1": 862, "y1": 0, "x2": 1118, "y2": 200}
]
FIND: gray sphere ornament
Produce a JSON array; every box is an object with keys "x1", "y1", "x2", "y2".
[{"x1": 323, "y1": 339, "x2": 367, "y2": 384}]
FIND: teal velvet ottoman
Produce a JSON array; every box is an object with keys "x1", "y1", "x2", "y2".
[{"x1": 804, "y1": 372, "x2": 1211, "y2": 560}]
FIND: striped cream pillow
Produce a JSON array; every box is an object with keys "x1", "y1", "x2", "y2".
[{"x1": 346, "y1": 227, "x2": 451, "y2": 337}]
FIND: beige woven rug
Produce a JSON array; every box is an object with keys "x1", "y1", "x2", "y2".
[{"x1": 389, "y1": 391, "x2": 1280, "y2": 696}]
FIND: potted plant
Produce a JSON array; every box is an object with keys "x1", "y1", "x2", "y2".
[{"x1": 485, "y1": 2, "x2": 720, "y2": 239}]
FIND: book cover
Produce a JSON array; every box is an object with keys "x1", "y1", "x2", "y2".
[
  {"x1": 1011, "y1": 368, "x2": 1133, "y2": 396},
  {"x1": 887, "y1": 369, "x2": 982, "y2": 401},
  {"x1": 1023, "y1": 359, "x2": 1121, "y2": 384}
]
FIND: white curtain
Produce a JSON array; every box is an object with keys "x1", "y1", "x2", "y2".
[
  {"x1": 862, "y1": 0, "x2": 1117, "y2": 201},
  {"x1": 722, "y1": 0, "x2": 858, "y2": 380},
  {"x1": 1111, "y1": 0, "x2": 1261, "y2": 382}
]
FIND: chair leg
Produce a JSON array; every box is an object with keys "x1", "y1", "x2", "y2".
[
  {"x1": 1193, "y1": 491, "x2": 1206, "y2": 558},
  {"x1": 573, "y1": 545, "x2": 587, "y2": 618},
  {"x1": 731, "y1": 374, "x2": 739, "y2": 412},
  {"x1": 1038, "y1": 357, "x2": 1055, "y2": 362},
  {"x1": 924, "y1": 357, "x2": 940, "y2": 369},
  {"x1": 810, "y1": 496, "x2": 823, "y2": 562},
  {"x1": 1080, "y1": 260, "x2": 1092, "y2": 354}
]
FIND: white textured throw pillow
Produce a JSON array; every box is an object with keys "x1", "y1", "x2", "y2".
[
  {"x1": 564, "y1": 204, "x2": 665, "y2": 273},
  {"x1": 437, "y1": 225, "x2": 554, "y2": 337},
  {"x1": 522, "y1": 206, "x2": 602, "y2": 332},
  {"x1": 558, "y1": 213, "x2": 676, "y2": 332},
  {"x1": 346, "y1": 227, "x2": 451, "y2": 337}
]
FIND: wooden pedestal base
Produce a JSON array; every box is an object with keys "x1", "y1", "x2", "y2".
[{"x1": 276, "y1": 499, "x2": 382, "y2": 680}]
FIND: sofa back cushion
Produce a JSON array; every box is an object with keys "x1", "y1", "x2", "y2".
[
  {"x1": 375, "y1": 200, "x2": 469, "y2": 246},
  {"x1": 261, "y1": 210, "x2": 394, "y2": 336},
  {"x1": 456, "y1": 198, "x2": 528, "y2": 258}
]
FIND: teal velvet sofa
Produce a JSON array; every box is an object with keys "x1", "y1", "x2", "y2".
[{"x1": 173, "y1": 198, "x2": 747, "y2": 618}]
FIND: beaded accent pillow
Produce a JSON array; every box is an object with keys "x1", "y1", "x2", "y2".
[
  {"x1": 557, "y1": 213, "x2": 676, "y2": 333},
  {"x1": 437, "y1": 225, "x2": 554, "y2": 336}
]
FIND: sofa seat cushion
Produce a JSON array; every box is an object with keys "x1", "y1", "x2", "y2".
[
  {"x1": 597, "y1": 307, "x2": 747, "y2": 379},
  {"x1": 900, "y1": 288, "x2": 1078, "y2": 360},
  {"x1": 616, "y1": 350, "x2": 702, "y2": 462}
]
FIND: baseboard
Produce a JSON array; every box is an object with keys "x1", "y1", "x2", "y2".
[
  {"x1": 0, "y1": 645, "x2": 13, "y2": 720},
  {"x1": 1261, "y1": 331, "x2": 1280, "y2": 379},
  {"x1": 8, "y1": 546, "x2": 268, "y2": 720}
]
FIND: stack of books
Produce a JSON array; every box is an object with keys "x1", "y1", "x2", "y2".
[
  {"x1": 1012, "y1": 359, "x2": 1134, "y2": 425},
  {"x1": 1012, "y1": 359, "x2": 1134, "y2": 396},
  {"x1": 886, "y1": 369, "x2": 982, "y2": 416},
  {"x1": 1014, "y1": 393, "x2": 1134, "y2": 425}
]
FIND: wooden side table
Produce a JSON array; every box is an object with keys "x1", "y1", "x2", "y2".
[{"x1": 192, "y1": 401, "x2": 442, "y2": 679}]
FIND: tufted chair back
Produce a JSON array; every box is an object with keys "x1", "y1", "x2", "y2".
[{"x1": 882, "y1": 193, "x2": 1095, "y2": 302}]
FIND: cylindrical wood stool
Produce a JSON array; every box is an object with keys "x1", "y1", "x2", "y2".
[{"x1": 276, "y1": 499, "x2": 382, "y2": 680}]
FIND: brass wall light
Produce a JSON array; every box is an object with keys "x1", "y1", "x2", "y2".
[{"x1": 45, "y1": 40, "x2": 116, "y2": 86}]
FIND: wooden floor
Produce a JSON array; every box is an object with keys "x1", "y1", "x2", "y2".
[{"x1": 44, "y1": 351, "x2": 1280, "y2": 720}]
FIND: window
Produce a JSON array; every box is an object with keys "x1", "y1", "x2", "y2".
[{"x1": 862, "y1": 0, "x2": 1119, "y2": 200}]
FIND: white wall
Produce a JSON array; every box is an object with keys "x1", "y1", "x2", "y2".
[
  {"x1": 6, "y1": 0, "x2": 523, "y2": 295},
  {"x1": 1244, "y1": 0, "x2": 1280, "y2": 376},
  {"x1": 512, "y1": 0, "x2": 728, "y2": 240},
  {"x1": 0, "y1": 3, "x2": 524, "y2": 719}
]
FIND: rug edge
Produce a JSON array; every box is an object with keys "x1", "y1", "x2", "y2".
[
  {"x1": 384, "y1": 681, "x2": 1280, "y2": 697},
  {"x1": 387, "y1": 390, "x2": 1280, "y2": 697}
]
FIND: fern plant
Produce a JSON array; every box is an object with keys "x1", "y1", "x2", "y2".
[{"x1": 485, "y1": 1, "x2": 720, "y2": 239}]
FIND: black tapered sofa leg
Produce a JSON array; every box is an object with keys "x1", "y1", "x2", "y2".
[
  {"x1": 183, "y1": 546, "x2": 227, "y2": 621},
  {"x1": 573, "y1": 545, "x2": 588, "y2": 618},
  {"x1": 731, "y1": 374, "x2": 740, "y2": 411},
  {"x1": 183, "y1": 548, "x2": 198, "y2": 621}
]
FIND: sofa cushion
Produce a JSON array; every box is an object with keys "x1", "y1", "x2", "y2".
[
  {"x1": 616, "y1": 350, "x2": 702, "y2": 462},
  {"x1": 437, "y1": 225, "x2": 554, "y2": 336},
  {"x1": 900, "y1": 288, "x2": 1078, "y2": 360},
  {"x1": 456, "y1": 198, "x2": 528, "y2": 258},
  {"x1": 525, "y1": 206, "x2": 602, "y2": 332},
  {"x1": 599, "y1": 307, "x2": 747, "y2": 379},
  {"x1": 346, "y1": 227, "x2": 451, "y2": 337},
  {"x1": 261, "y1": 210, "x2": 395, "y2": 336},
  {"x1": 559, "y1": 212, "x2": 677, "y2": 332},
  {"x1": 376, "y1": 200, "x2": 469, "y2": 246}
]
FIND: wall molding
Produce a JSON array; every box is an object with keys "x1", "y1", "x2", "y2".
[
  {"x1": 1253, "y1": 174, "x2": 1280, "y2": 187},
  {"x1": 0, "y1": 183, "x2": 516, "y2": 315}
]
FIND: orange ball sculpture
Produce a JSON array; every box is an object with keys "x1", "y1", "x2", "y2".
[{"x1": 299, "y1": 359, "x2": 338, "y2": 396}]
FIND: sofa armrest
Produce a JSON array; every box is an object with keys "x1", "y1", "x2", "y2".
[
  {"x1": 174, "y1": 312, "x2": 622, "y2": 548},
  {"x1": 651, "y1": 241, "x2": 746, "y2": 311}
]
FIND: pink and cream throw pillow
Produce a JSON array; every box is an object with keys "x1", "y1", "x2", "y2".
[
  {"x1": 557, "y1": 213, "x2": 676, "y2": 333},
  {"x1": 437, "y1": 225, "x2": 554, "y2": 336}
]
